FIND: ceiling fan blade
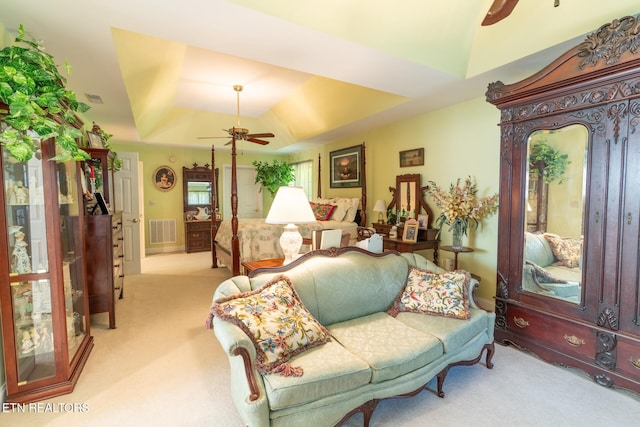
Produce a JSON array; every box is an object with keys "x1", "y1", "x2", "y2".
[
  {"x1": 481, "y1": 0, "x2": 519, "y2": 26},
  {"x1": 224, "y1": 139, "x2": 233, "y2": 146},
  {"x1": 246, "y1": 132, "x2": 275, "y2": 139},
  {"x1": 247, "y1": 138, "x2": 270, "y2": 145}
]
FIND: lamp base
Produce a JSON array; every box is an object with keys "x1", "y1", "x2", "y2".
[{"x1": 279, "y1": 224, "x2": 302, "y2": 264}]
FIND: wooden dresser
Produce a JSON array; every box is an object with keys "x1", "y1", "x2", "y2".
[
  {"x1": 371, "y1": 223, "x2": 439, "y2": 264},
  {"x1": 185, "y1": 220, "x2": 212, "y2": 253},
  {"x1": 85, "y1": 212, "x2": 123, "y2": 329}
]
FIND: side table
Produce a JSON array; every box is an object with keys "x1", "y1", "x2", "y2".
[
  {"x1": 439, "y1": 245, "x2": 474, "y2": 270},
  {"x1": 241, "y1": 258, "x2": 284, "y2": 276},
  {"x1": 382, "y1": 237, "x2": 439, "y2": 265}
]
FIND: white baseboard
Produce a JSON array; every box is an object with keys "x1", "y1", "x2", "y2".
[
  {"x1": 145, "y1": 245, "x2": 185, "y2": 255},
  {"x1": 0, "y1": 381, "x2": 6, "y2": 406}
]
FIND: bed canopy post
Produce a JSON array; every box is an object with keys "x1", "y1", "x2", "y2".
[
  {"x1": 230, "y1": 136, "x2": 241, "y2": 276},
  {"x1": 317, "y1": 153, "x2": 322, "y2": 198},
  {"x1": 361, "y1": 142, "x2": 367, "y2": 227},
  {"x1": 211, "y1": 145, "x2": 219, "y2": 269}
]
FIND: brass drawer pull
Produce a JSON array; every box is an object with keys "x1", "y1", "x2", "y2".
[
  {"x1": 630, "y1": 357, "x2": 640, "y2": 369},
  {"x1": 513, "y1": 317, "x2": 530, "y2": 328},
  {"x1": 564, "y1": 334, "x2": 585, "y2": 347}
]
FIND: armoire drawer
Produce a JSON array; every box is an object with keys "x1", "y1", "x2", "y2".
[
  {"x1": 507, "y1": 306, "x2": 597, "y2": 360},
  {"x1": 616, "y1": 337, "x2": 640, "y2": 383}
]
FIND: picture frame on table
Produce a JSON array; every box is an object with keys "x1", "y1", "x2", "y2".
[
  {"x1": 417, "y1": 214, "x2": 429, "y2": 229},
  {"x1": 402, "y1": 219, "x2": 419, "y2": 243},
  {"x1": 330, "y1": 144, "x2": 362, "y2": 188},
  {"x1": 86, "y1": 131, "x2": 105, "y2": 149},
  {"x1": 399, "y1": 148, "x2": 424, "y2": 167}
]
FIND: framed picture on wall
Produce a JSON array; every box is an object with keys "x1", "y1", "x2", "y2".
[
  {"x1": 330, "y1": 145, "x2": 362, "y2": 188},
  {"x1": 153, "y1": 166, "x2": 176, "y2": 191},
  {"x1": 399, "y1": 148, "x2": 424, "y2": 167}
]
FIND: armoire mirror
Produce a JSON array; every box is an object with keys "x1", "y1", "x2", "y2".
[{"x1": 523, "y1": 125, "x2": 588, "y2": 304}]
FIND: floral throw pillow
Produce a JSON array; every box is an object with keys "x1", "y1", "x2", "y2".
[
  {"x1": 309, "y1": 202, "x2": 336, "y2": 221},
  {"x1": 388, "y1": 267, "x2": 470, "y2": 320},
  {"x1": 211, "y1": 275, "x2": 330, "y2": 376},
  {"x1": 544, "y1": 233, "x2": 581, "y2": 268}
]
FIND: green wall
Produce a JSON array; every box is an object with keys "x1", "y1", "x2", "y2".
[
  {"x1": 107, "y1": 142, "x2": 287, "y2": 253},
  {"x1": 291, "y1": 96, "x2": 501, "y2": 304}
]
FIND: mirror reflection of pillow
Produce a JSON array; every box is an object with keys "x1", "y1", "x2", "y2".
[{"x1": 543, "y1": 233, "x2": 581, "y2": 268}]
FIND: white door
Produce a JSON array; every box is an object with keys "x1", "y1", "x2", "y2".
[
  {"x1": 222, "y1": 165, "x2": 262, "y2": 219},
  {"x1": 114, "y1": 151, "x2": 143, "y2": 275}
]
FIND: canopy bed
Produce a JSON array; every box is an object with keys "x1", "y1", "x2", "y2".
[
  {"x1": 486, "y1": 14, "x2": 640, "y2": 395},
  {"x1": 211, "y1": 142, "x2": 367, "y2": 276}
]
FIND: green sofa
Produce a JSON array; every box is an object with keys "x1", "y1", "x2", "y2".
[{"x1": 210, "y1": 248, "x2": 495, "y2": 427}]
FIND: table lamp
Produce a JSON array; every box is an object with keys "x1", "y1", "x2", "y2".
[
  {"x1": 265, "y1": 185, "x2": 316, "y2": 264},
  {"x1": 373, "y1": 199, "x2": 387, "y2": 223}
]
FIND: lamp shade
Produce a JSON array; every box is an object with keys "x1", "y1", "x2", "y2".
[
  {"x1": 265, "y1": 186, "x2": 316, "y2": 224},
  {"x1": 373, "y1": 199, "x2": 387, "y2": 212}
]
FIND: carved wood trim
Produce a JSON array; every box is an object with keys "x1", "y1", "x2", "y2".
[
  {"x1": 232, "y1": 347, "x2": 260, "y2": 401},
  {"x1": 248, "y1": 247, "x2": 400, "y2": 278}
]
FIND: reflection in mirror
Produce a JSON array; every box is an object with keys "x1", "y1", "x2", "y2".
[
  {"x1": 522, "y1": 125, "x2": 588, "y2": 304},
  {"x1": 187, "y1": 182, "x2": 211, "y2": 206},
  {"x1": 394, "y1": 174, "x2": 421, "y2": 220}
]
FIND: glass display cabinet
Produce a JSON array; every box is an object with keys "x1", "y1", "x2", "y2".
[{"x1": 0, "y1": 135, "x2": 93, "y2": 403}]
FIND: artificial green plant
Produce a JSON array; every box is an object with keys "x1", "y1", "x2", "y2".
[
  {"x1": 252, "y1": 160, "x2": 294, "y2": 197},
  {"x1": 0, "y1": 24, "x2": 90, "y2": 162}
]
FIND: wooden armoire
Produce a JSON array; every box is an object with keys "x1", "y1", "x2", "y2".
[{"x1": 487, "y1": 15, "x2": 640, "y2": 395}]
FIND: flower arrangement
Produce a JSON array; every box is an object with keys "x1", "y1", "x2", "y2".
[{"x1": 427, "y1": 176, "x2": 499, "y2": 241}]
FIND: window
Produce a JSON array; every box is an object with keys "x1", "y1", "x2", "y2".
[{"x1": 292, "y1": 160, "x2": 313, "y2": 200}]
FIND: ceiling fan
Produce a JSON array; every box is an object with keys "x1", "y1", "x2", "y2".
[
  {"x1": 482, "y1": 0, "x2": 559, "y2": 26},
  {"x1": 197, "y1": 85, "x2": 274, "y2": 146}
]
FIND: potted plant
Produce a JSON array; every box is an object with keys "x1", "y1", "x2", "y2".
[
  {"x1": 252, "y1": 160, "x2": 294, "y2": 197},
  {"x1": 529, "y1": 142, "x2": 570, "y2": 184},
  {"x1": 0, "y1": 25, "x2": 90, "y2": 162}
]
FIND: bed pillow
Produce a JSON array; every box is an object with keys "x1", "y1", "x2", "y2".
[
  {"x1": 388, "y1": 266, "x2": 470, "y2": 320},
  {"x1": 309, "y1": 202, "x2": 336, "y2": 221},
  {"x1": 331, "y1": 197, "x2": 360, "y2": 222},
  {"x1": 543, "y1": 233, "x2": 581, "y2": 268},
  {"x1": 211, "y1": 275, "x2": 330, "y2": 376}
]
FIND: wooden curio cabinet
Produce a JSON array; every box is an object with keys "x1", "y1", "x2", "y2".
[{"x1": 0, "y1": 135, "x2": 94, "y2": 403}]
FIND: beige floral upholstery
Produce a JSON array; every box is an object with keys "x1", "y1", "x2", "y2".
[
  {"x1": 211, "y1": 275, "x2": 330, "y2": 376},
  {"x1": 544, "y1": 233, "x2": 581, "y2": 268},
  {"x1": 388, "y1": 266, "x2": 470, "y2": 320}
]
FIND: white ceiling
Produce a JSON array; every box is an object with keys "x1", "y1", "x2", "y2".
[{"x1": 1, "y1": 0, "x2": 638, "y2": 153}]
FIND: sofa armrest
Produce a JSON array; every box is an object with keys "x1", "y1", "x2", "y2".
[{"x1": 213, "y1": 316, "x2": 264, "y2": 402}]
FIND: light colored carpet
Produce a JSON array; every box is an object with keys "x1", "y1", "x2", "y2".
[{"x1": 3, "y1": 252, "x2": 639, "y2": 426}]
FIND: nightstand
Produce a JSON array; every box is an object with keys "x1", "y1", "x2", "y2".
[{"x1": 241, "y1": 258, "x2": 284, "y2": 276}]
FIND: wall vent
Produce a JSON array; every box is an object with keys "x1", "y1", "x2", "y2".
[{"x1": 149, "y1": 219, "x2": 177, "y2": 244}]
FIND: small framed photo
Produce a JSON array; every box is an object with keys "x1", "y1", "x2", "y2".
[
  {"x1": 418, "y1": 214, "x2": 429, "y2": 229},
  {"x1": 153, "y1": 166, "x2": 176, "y2": 191},
  {"x1": 402, "y1": 219, "x2": 419, "y2": 242},
  {"x1": 86, "y1": 131, "x2": 105, "y2": 149},
  {"x1": 399, "y1": 148, "x2": 424, "y2": 167}
]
